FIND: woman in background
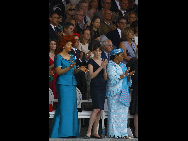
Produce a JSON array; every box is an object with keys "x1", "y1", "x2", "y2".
[
  {"x1": 119, "y1": 27, "x2": 137, "y2": 65},
  {"x1": 49, "y1": 39, "x2": 58, "y2": 109},
  {"x1": 89, "y1": 16, "x2": 101, "y2": 41}
]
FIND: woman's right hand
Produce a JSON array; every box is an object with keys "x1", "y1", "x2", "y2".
[
  {"x1": 69, "y1": 61, "x2": 76, "y2": 69},
  {"x1": 124, "y1": 67, "x2": 130, "y2": 76}
]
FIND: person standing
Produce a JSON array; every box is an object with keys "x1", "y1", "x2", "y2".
[
  {"x1": 106, "y1": 48, "x2": 135, "y2": 138},
  {"x1": 85, "y1": 43, "x2": 108, "y2": 139},
  {"x1": 50, "y1": 35, "x2": 87, "y2": 138},
  {"x1": 49, "y1": 39, "x2": 58, "y2": 109}
]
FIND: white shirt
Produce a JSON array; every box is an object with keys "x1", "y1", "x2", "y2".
[
  {"x1": 72, "y1": 47, "x2": 82, "y2": 62},
  {"x1": 115, "y1": 0, "x2": 121, "y2": 10},
  {"x1": 104, "y1": 50, "x2": 110, "y2": 59},
  {"x1": 117, "y1": 28, "x2": 122, "y2": 38},
  {"x1": 50, "y1": 24, "x2": 56, "y2": 31},
  {"x1": 120, "y1": 9, "x2": 126, "y2": 17}
]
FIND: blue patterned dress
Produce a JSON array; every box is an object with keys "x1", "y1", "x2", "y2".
[{"x1": 106, "y1": 60, "x2": 132, "y2": 137}]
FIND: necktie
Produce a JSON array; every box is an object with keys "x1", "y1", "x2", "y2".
[
  {"x1": 75, "y1": 49, "x2": 79, "y2": 59},
  {"x1": 124, "y1": 11, "x2": 126, "y2": 18},
  {"x1": 108, "y1": 54, "x2": 110, "y2": 61},
  {"x1": 54, "y1": 26, "x2": 57, "y2": 35}
]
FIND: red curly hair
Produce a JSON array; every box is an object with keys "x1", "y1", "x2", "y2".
[{"x1": 55, "y1": 34, "x2": 76, "y2": 55}]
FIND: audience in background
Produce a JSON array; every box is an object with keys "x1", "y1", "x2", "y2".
[
  {"x1": 101, "y1": 39, "x2": 113, "y2": 61},
  {"x1": 119, "y1": 27, "x2": 137, "y2": 65},
  {"x1": 78, "y1": 28, "x2": 91, "y2": 54},
  {"x1": 126, "y1": 11, "x2": 137, "y2": 27},
  {"x1": 78, "y1": 0, "x2": 91, "y2": 26},
  {"x1": 99, "y1": 9, "x2": 116, "y2": 35},
  {"x1": 49, "y1": 12, "x2": 61, "y2": 41},
  {"x1": 89, "y1": 16, "x2": 101, "y2": 41},
  {"x1": 106, "y1": 16, "x2": 126, "y2": 48},
  {"x1": 62, "y1": 3, "x2": 76, "y2": 24},
  {"x1": 87, "y1": 0, "x2": 99, "y2": 20}
]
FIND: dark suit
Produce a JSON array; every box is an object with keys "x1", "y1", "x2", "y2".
[
  {"x1": 101, "y1": 51, "x2": 110, "y2": 61},
  {"x1": 110, "y1": 0, "x2": 120, "y2": 13},
  {"x1": 106, "y1": 28, "x2": 120, "y2": 48},
  {"x1": 49, "y1": 24, "x2": 60, "y2": 41},
  {"x1": 68, "y1": 48, "x2": 88, "y2": 99}
]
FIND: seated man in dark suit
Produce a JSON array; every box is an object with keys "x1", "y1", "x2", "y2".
[
  {"x1": 49, "y1": 11, "x2": 61, "y2": 41},
  {"x1": 75, "y1": 9, "x2": 89, "y2": 34},
  {"x1": 106, "y1": 16, "x2": 126, "y2": 48},
  {"x1": 101, "y1": 39, "x2": 113, "y2": 61},
  {"x1": 69, "y1": 34, "x2": 90, "y2": 99}
]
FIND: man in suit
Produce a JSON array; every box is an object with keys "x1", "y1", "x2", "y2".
[
  {"x1": 117, "y1": 0, "x2": 129, "y2": 19},
  {"x1": 94, "y1": 0, "x2": 116, "y2": 22},
  {"x1": 101, "y1": 39, "x2": 113, "y2": 61},
  {"x1": 106, "y1": 16, "x2": 126, "y2": 48},
  {"x1": 49, "y1": 11, "x2": 61, "y2": 41},
  {"x1": 75, "y1": 9, "x2": 89, "y2": 34},
  {"x1": 69, "y1": 35, "x2": 90, "y2": 99},
  {"x1": 99, "y1": 9, "x2": 116, "y2": 36}
]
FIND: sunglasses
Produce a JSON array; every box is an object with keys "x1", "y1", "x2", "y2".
[{"x1": 68, "y1": 9, "x2": 75, "y2": 11}]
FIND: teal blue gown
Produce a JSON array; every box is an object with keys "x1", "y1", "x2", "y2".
[{"x1": 50, "y1": 54, "x2": 80, "y2": 138}]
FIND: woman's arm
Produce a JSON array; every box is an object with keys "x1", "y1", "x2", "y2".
[
  {"x1": 49, "y1": 64, "x2": 54, "y2": 70},
  {"x1": 88, "y1": 64, "x2": 103, "y2": 79},
  {"x1": 119, "y1": 42, "x2": 131, "y2": 61},
  {"x1": 55, "y1": 66, "x2": 71, "y2": 75},
  {"x1": 103, "y1": 67, "x2": 107, "y2": 81}
]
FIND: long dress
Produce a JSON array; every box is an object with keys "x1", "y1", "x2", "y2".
[
  {"x1": 49, "y1": 56, "x2": 57, "y2": 99},
  {"x1": 50, "y1": 54, "x2": 79, "y2": 138},
  {"x1": 106, "y1": 60, "x2": 132, "y2": 137},
  {"x1": 88, "y1": 59, "x2": 106, "y2": 110}
]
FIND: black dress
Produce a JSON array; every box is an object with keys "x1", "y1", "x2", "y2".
[{"x1": 88, "y1": 59, "x2": 106, "y2": 109}]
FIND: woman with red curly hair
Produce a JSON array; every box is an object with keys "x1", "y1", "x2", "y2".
[{"x1": 50, "y1": 34, "x2": 87, "y2": 138}]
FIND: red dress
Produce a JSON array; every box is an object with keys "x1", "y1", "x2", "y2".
[{"x1": 49, "y1": 56, "x2": 57, "y2": 100}]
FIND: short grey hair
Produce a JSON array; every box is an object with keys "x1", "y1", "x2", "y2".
[
  {"x1": 78, "y1": 0, "x2": 88, "y2": 8},
  {"x1": 75, "y1": 9, "x2": 84, "y2": 15},
  {"x1": 102, "y1": 39, "x2": 111, "y2": 47}
]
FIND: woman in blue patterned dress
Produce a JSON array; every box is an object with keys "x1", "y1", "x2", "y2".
[
  {"x1": 106, "y1": 49, "x2": 135, "y2": 138},
  {"x1": 50, "y1": 35, "x2": 87, "y2": 138},
  {"x1": 119, "y1": 27, "x2": 137, "y2": 65}
]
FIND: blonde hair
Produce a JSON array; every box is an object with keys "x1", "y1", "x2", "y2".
[
  {"x1": 65, "y1": 3, "x2": 76, "y2": 14},
  {"x1": 120, "y1": 27, "x2": 134, "y2": 41}
]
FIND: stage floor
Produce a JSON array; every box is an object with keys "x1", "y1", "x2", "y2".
[{"x1": 49, "y1": 137, "x2": 138, "y2": 141}]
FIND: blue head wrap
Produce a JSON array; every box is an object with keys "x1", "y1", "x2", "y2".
[{"x1": 110, "y1": 48, "x2": 124, "y2": 55}]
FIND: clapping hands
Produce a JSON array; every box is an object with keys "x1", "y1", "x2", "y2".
[{"x1": 101, "y1": 59, "x2": 108, "y2": 69}]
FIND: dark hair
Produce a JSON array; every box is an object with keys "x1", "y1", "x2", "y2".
[
  {"x1": 63, "y1": 22, "x2": 74, "y2": 32},
  {"x1": 89, "y1": 16, "x2": 101, "y2": 40},
  {"x1": 116, "y1": 16, "x2": 127, "y2": 27},
  {"x1": 130, "y1": 20, "x2": 138, "y2": 34},
  {"x1": 92, "y1": 42, "x2": 102, "y2": 51},
  {"x1": 49, "y1": 11, "x2": 58, "y2": 18},
  {"x1": 110, "y1": 52, "x2": 121, "y2": 60},
  {"x1": 49, "y1": 39, "x2": 57, "y2": 52},
  {"x1": 88, "y1": 40, "x2": 100, "y2": 51}
]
